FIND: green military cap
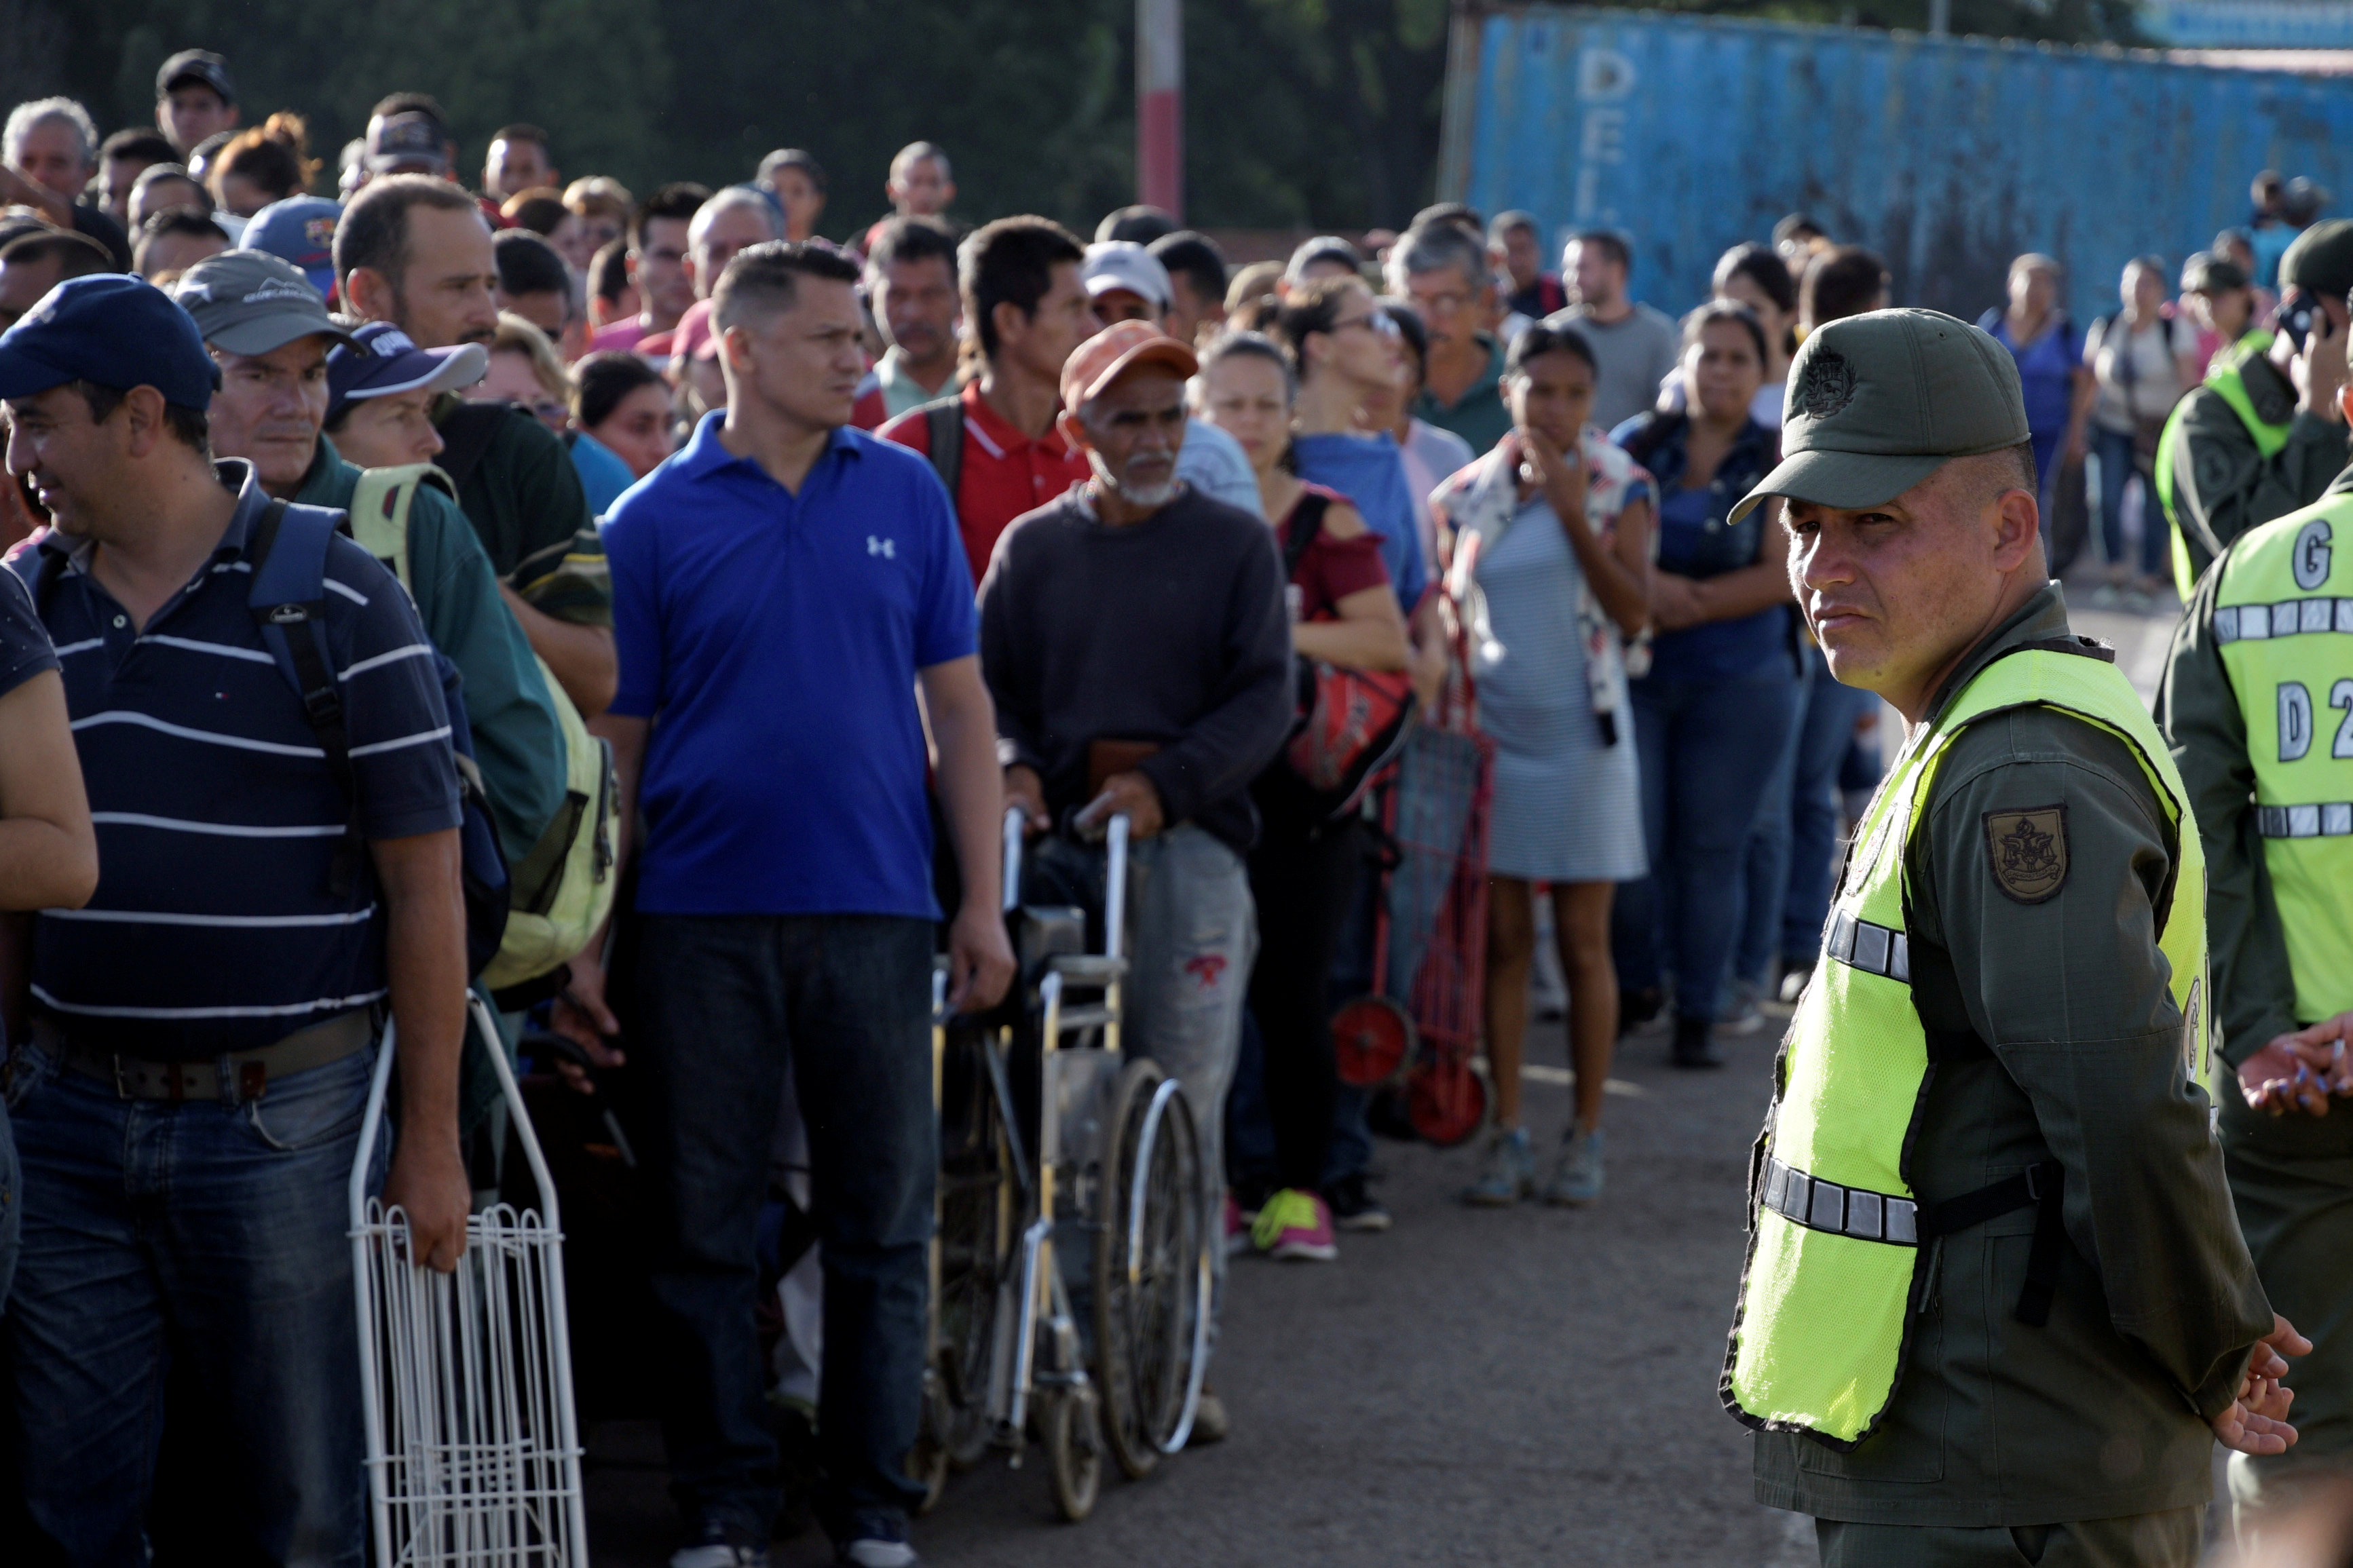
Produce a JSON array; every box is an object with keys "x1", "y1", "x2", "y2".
[
  {"x1": 2280, "y1": 218, "x2": 2353, "y2": 300},
  {"x1": 1732, "y1": 308, "x2": 2029, "y2": 523},
  {"x1": 2181, "y1": 251, "x2": 2248, "y2": 295}
]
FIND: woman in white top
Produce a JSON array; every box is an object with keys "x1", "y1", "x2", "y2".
[
  {"x1": 1634, "y1": 244, "x2": 1797, "y2": 434},
  {"x1": 2084, "y1": 255, "x2": 2202, "y2": 605}
]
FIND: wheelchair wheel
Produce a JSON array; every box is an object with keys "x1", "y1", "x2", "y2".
[
  {"x1": 1039, "y1": 1383, "x2": 1102, "y2": 1522},
  {"x1": 936, "y1": 1027, "x2": 1017, "y2": 1468},
  {"x1": 1093, "y1": 1056, "x2": 1211, "y2": 1480},
  {"x1": 909, "y1": 1371, "x2": 952, "y2": 1514},
  {"x1": 1331, "y1": 994, "x2": 1415, "y2": 1088},
  {"x1": 1406, "y1": 1054, "x2": 1488, "y2": 1147}
]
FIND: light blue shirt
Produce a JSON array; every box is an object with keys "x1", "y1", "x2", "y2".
[{"x1": 1178, "y1": 417, "x2": 1264, "y2": 518}]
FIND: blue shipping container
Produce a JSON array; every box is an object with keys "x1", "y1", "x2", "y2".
[{"x1": 1437, "y1": 5, "x2": 2353, "y2": 324}]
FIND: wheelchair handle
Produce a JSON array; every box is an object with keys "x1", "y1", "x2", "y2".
[
  {"x1": 1002, "y1": 805, "x2": 1025, "y2": 913},
  {"x1": 1104, "y1": 813, "x2": 1129, "y2": 963}
]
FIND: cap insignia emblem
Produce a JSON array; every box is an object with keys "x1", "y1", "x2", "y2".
[{"x1": 1794, "y1": 348, "x2": 1859, "y2": 420}]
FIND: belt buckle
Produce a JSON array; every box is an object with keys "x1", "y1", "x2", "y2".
[{"x1": 2023, "y1": 1164, "x2": 2044, "y2": 1202}]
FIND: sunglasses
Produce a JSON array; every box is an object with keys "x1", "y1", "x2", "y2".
[{"x1": 1335, "y1": 310, "x2": 1402, "y2": 341}]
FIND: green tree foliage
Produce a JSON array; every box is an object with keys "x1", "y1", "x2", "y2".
[{"x1": 31, "y1": 0, "x2": 2130, "y2": 237}]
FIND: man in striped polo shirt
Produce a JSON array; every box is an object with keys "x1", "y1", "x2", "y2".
[{"x1": 0, "y1": 273, "x2": 471, "y2": 1563}]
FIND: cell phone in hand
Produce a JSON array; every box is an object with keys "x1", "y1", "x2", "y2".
[{"x1": 2280, "y1": 289, "x2": 2322, "y2": 351}]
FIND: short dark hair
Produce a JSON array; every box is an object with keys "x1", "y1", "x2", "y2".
[
  {"x1": 371, "y1": 92, "x2": 446, "y2": 125},
  {"x1": 1568, "y1": 229, "x2": 1631, "y2": 273},
  {"x1": 588, "y1": 237, "x2": 630, "y2": 303},
  {"x1": 1150, "y1": 231, "x2": 1227, "y2": 305},
  {"x1": 1505, "y1": 320, "x2": 1597, "y2": 378},
  {"x1": 1683, "y1": 299, "x2": 1769, "y2": 366},
  {"x1": 100, "y1": 128, "x2": 175, "y2": 166},
  {"x1": 493, "y1": 229, "x2": 569, "y2": 299},
  {"x1": 72, "y1": 379, "x2": 210, "y2": 453},
  {"x1": 1412, "y1": 202, "x2": 1485, "y2": 237},
  {"x1": 757, "y1": 149, "x2": 827, "y2": 194},
  {"x1": 865, "y1": 216, "x2": 958, "y2": 278},
  {"x1": 1095, "y1": 205, "x2": 1177, "y2": 246},
  {"x1": 337, "y1": 174, "x2": 480, "y2": 292},
  {"x1": 572, "y1": 349, "x2": 666, "y2": 429},
  {"x1": 502, "y1": 191, "x2": 567, "y2": 236},
  {"x1": 1487, "y1": 209, "x2": 1539, "y2": 245},
  {"x1": 490, "y1": 123, "x2": 547, "y2": 149},
  {"x1": 711, "y1": 240, "x2": 860, "y2": 331},
  {"x1": 1378, "y1": 297, "x2": 1429, "y2": 373},
  {"x1": 1801, "y1": 246, "x2": 1891, "y2": 328},
  {"x1": 1772, "y1": 212, "x2": 1826, "y2": 249},
  {"x1": 132, "y1": 163, "x2": 211, "y2": 215},
  {"x1": 633, "y1": 183, "x2": 710, "y2": 250},
  {"x1": 1714, "y1": 242, "x2": 1796, "y2": 317},
  {"x1": 961, "y1": 216, "x2": 1084, "y2": 360}
]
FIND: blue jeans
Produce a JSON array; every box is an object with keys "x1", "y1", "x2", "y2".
[
  {"x1": 4, "y1": 1036, "x2": 381, "y2": 1568},
  {"x1": 1733, "y1": 669, "x2": 1810, "y2": 987},
  {"x1": 1782, "y1": 655, "x2": 1879, "y2": 960},
  {"x1": 636, "y1": 913, "x2": 935, "y2": 1545},
  {"x1": 2095, "y1": 424, "x2": 2165, "y2": 577},
  {"x1": 1615, "y1": 672, "x2": 1803, "y2": 1022}
]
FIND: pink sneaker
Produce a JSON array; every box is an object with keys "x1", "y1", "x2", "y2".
[{"x1": 1252, "y1": 1188, "x2": 1338, "y2": 1262}]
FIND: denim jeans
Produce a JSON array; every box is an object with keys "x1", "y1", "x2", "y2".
[
  {"x1": 4, "y1": 1036, "x2": 381, "y2": 1568},
  {"x1": 1733, "y1": 668, "x2": 1811, "y2": 987},
  {"x1": 1615, "y1": 672, "x2": 1803, "y2": 1022},
  {"x1": 2095, "y1": 424, "x2": 2166, "y2": 578},
  {"x1": 635, "y1": 913, "x2": 935, "y2": 1546},
  {"x1": 1782, "y1": 655, "x2": 1879, "y2": 961}
]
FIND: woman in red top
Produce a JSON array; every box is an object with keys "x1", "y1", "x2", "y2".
[{"x1": 1198, "y1": 331, "x2": 1406, "y2": 1261}]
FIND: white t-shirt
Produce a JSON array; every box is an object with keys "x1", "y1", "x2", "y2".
[{"x1": 2085, "y1": 313, "x2": 2189, "y2": 432}]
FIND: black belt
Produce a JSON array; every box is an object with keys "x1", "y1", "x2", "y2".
[
  {"x1": 1923, "y1": 1161, "x2": 2069, "y2": 1327},
  {"x1": 31, "y1": 1009, "x2": 375, "y2": 1103}
]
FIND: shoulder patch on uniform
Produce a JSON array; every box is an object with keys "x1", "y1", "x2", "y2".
[
  {"x1": 1982, "y1": 804, "x2": 2069, "y2": 904},
  {"x1": 2194, "y1": 442, "x2": 2238, "y2": 497}
]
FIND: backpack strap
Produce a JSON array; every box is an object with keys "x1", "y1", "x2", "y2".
[
  {"x1": 1282, "y1": 490, "x2": 1331, "y2": 583},
  {"x1": 247, "y1": 497, "x2": 360, "y2": 894},
  {"x1": 345, "y1": 462, "x2": 455, "y2": 592},
  {"x1": 922, "y1": 396, "x2": 964, "y2": 499},
  {"x1": 432, "y1": 402, "x2": 509, "y2": 493}
]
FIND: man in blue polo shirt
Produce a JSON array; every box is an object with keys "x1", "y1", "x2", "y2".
[
  {"x1": 602, "y1": 240, "x2": 1015, "y2": 1568},
  {"x1": 0, "y1": 274, "x2": 471, "y2": 1564}
]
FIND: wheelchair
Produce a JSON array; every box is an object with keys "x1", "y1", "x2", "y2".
[{"x1": 911, "y1": 810, "x2": 1213, "y2": 1521}]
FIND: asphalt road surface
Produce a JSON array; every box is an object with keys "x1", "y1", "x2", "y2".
[{"x1": 580, "y1": 594, "x2": 2198, "y2": 1568}]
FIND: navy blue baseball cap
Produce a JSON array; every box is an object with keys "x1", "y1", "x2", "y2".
[
  {"x1": 324, "y1": 320, "x2": 487, "y2": 427},
  {"x1": 241, "y1": 196, "x2": 343, "y2": 298},
  {"x1": 0, "y1": 273, "x2": 220, "y2": 411}
]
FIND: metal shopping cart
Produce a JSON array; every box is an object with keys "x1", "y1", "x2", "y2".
[
  {"x1": 350, "y1": 997, "x2": 588, "y2": 1568},
  {"x1": 911, "y1": 811, "x2": 1212, "y2": 1521}
]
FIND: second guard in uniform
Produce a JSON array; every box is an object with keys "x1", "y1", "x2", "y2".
[
  {"x1": 1722, "y1": 309, "x2": 2305, "y2": 1565},
  {"x1": 2161, "y1": 315, "x2": 2353, "y2": 1542},
  {"x1": 2155, "y1": 221, "x2": 2353, "y2": 598}
]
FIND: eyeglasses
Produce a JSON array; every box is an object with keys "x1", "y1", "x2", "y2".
[{"x1": 1335, "y1": 311, "x2": 1402, "y2": 341}]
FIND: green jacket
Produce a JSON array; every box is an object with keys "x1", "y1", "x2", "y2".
[
  {"x1": 294, "y1": 438, "x2": 568, "y2": 864},
  {"x1": 436, "y1": 400, "x2": 613, "y2": 629},
  {"x1": 2164, "y1": 354, "x2": 2346, "y2": 586},
  {"x1": 1411, "y1": 334, "x2": 1511, "y2": 455},
  {"x1": 1755, "y1": 587, "x2": 2269, "y2": 1526}
]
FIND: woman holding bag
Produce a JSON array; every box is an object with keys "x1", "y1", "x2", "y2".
[
  {"x1": 1432, "y1": 322, "x2": 1653, "y2": 1207},
  {"x1": 1197, "y1": 330, "x2": 1407, "y2": 1262}
]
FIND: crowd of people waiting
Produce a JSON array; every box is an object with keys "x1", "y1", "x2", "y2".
[{"x1": 0, "y1": 43, "x2": 2330, "y2": 1568}]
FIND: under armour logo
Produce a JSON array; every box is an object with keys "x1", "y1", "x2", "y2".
[
  {"x1": 867, "y1": 535, "x2": 896, "y2": 558},
  {"x1": 1184, "y1": 954, "x2": 1227, "y2": 989}
]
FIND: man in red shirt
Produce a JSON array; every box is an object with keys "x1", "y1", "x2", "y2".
[{"x1": 880, "y1": 216, "x2": 1099, "y2": 584}]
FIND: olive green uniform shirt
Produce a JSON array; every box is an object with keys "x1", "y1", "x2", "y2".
[
  {"x1": 1755, "y1": 587, "x2": 2270, "y2": 1526},
  {"x1": 2167, "y1": 356, "x2": 2347, "y2": 585},
  {"x1": 435, "y1": 401, "x2": 613, "y2": 629},
  {"x1": 293, "y1": 438, "x2": 567, "y2": 864},
  {"x1": 2159, "y1": 467, "x2": 2353, "y2": 1487}
]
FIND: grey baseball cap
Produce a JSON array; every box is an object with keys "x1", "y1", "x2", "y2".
[
  {"x1": 1731, "y1": 308, "x2": 2029, "y2": 523},
  {"x1": 170, "y1": 250, "x2": 353, "y2": 357}
]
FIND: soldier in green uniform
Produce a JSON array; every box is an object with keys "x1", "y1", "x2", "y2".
[
  {"x1": 2160, "y1": 326, "x2": 2353, "y2": 1546},
  {"x1": 1719, "y1": 308, "x2": 2308, "y2": 1566},
  {"x1": 2154, "y1": 221, "x2": 2353, "y2": 598}
]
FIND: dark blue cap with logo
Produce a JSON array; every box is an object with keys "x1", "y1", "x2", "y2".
[{"x1": 0, "y1": 273, "x2": 220, "y2": 411}]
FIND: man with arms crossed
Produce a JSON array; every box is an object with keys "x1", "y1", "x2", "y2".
[
  {"x1": 1722, "y1": 309, "x2": 2303, "y2": 1565},
  {"x1": 603, "y1": 241, "x2": 1014, "y2": 1568}
]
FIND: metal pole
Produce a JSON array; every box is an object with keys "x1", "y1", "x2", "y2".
[
  {"x1": 1928, "y1": 0, "x2": 1951, "y2": 33},
  {"x1": 1137, "y1": 0, "x2": 1183, "y2": 219}
]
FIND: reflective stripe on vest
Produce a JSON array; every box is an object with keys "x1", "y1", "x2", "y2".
[
  {"x1": 2159, "y1": 332, "x2": 2293, "y2": 600},
  {"x1": 1721, "y1": 648, "x2": 2209, "y2": 1448},
  {"x1": 2215, "y1": 494, "x2": 2353, "y2": 1026}
]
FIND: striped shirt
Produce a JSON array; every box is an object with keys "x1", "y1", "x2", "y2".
[{"x1": 12, "y1": 461, "x2": 462, "y2": 1059}]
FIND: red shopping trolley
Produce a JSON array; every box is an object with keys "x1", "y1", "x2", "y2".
[{"x1": 1330, "y1": 584, "x2": 1496, "y2": 1148}]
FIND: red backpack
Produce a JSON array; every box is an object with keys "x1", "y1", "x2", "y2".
[{"x1": 1280, "y1": 492, "x2": 1418, "y2": 815}]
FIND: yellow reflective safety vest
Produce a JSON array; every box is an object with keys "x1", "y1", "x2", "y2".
[
  {"x1": 2157, "y1": 331, "x2": 2291, "y2": 601},
  {"x1": 1723, "y1": 646, "x2": 2210, "y2": 1448},
  {"x1": 2213, "y1": 492, "x2": 2353, "y2": 1026}
]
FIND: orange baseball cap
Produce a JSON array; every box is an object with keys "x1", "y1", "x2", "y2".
[{"x1": 1059, "y1": 318, "x2": 1199, "y2": 413}]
